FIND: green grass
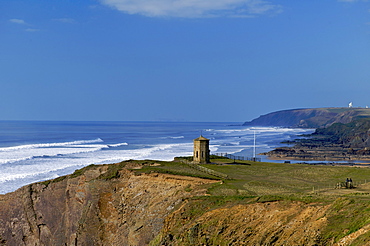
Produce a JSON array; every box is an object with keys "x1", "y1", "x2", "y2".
[
  {"x1": 320, "y1": 196, "x2": 370, "y2": 243},
  {"x1": 39, "y1": 175, "x2": 68, "y2": 187},
  {"x1": 134, "y1": 160, "x2": 221, "y2": 180},
  {"x1": 351, "y1": 230, "x2": 370, "y2": 245},
  {"x1": 97, "y1": 161, "x2": 128, "y2": 180},
  {"x1": 202, "y1": 161, "x2": 370, "y2": 196},
  {"x1": 325, "y1": 107, "x2": 370, "y2": 115},
  {"x1": 122, "y1": 158, "x2": 370, "y2": 198},
  {"x1": 38, "y1": 158, "x2": 370, "y2": 199},
  {"x1": 70, "y1": 164, "x2": 97, "y2": 178}
]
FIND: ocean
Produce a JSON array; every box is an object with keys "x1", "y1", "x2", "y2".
[{"x1": 0, "y1": 121, "x2": 313, "y2": 194}]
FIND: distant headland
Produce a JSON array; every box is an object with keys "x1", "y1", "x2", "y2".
[
  {"x1": 250, "y1": 107, "x2": 370, "y2": 161},
  {"x1": 243, "y1": 107, "x2": 370, "y2": 128}
]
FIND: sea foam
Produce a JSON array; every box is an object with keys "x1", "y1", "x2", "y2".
[{"x1": 0, "y1": 123, "x2": 313, "y2": 194}]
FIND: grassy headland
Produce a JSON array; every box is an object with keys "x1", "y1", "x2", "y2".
[
  {"x1": 31, "y1": 157, "x2": 370, "y2": 245},
  {"x1": 128, "y1": 157, "x2": 370, "y2": 245}
]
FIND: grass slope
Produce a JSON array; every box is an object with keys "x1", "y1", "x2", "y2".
[
  {"x1": 39, "y1": 158, "x2": 370, "y2": 244},
  {"x1": 135, "y1": 158, "x2": 370, "y2": 244}
]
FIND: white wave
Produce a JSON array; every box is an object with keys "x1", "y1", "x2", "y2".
[
  {"x1": 108, "y1": 143, "x2": 129, "y2": 148},
  {"x1": 170, "y1": 136, "x2": 185, "y2": 139},
  {"x1": 0, "y1": 143, "x2": 108, "y2": 166},
  {"x1": 160, "y1": 136, "x2": 185, "y2": 139},
  {"x1": 0, "y1": 124, "x2": 315, "y2": 194},
  {"x1": 0, "y1": 138, "x2": 104, "y2": 152},
  {"x1": 0, "y1": 162, "x2": 78, "y2": 183},
  {"x1": 0, "y1": 157, "x2": 33, "y2": 165},
  {"x1": 91, "y1": 143, "x2": 193, "y2": 162},
  {"x1": 0, "y1": 142, "x2": 190, "y2": 182}
]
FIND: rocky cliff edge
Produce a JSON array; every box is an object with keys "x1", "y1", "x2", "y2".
[{"x1": 0, "y1": 161, "x2": 214, "y2": 246}]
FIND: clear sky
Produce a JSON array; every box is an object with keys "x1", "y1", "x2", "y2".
[{"x1": 1, "y1": 0, "x2": 370, "y2": 122}]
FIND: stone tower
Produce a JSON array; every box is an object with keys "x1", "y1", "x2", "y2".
[{"x1": 193, "y1": 135, "x2": 210, "y2": 164}]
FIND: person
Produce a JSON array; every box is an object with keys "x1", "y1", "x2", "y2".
[
  {"x1": 346, "y1": 178, "x2": 350, "y2": 189},
  {"x1": 349, "y1": 178, "x2": 353, "y2": 188}
]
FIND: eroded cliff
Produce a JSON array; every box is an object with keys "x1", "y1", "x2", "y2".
[
  {"x1": 157, "y1": 200, "x2": 330, "y2": 245},
  {"x1": 0, "y1": 161, "x2": 214, "y2": 246}
]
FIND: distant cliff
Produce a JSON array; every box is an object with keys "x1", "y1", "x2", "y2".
[
  {"x1": 265, "y1": 117, "x2": 370, "y2": 160},
  {"x1": 243, "y1": 107, "x2": 370, "y2": 128},
  {"x1": 311, "y1": 118, "x2": 370, "y2": 148}
]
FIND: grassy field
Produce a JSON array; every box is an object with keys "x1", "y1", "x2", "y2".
[
  {"x1": 204, "y1": 160, "x2": 370, "y2": 196},
  {"x1": 131, "y1": 158, "x2": 370, "y2": 244},
  {"x1": 324, "y1": 107, "x2": 370, "y2": 116},
  {"x1": 137, "y1": 158, "x2": 370, "y2": 197}
]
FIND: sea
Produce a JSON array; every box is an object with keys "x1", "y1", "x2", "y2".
[{"x1": 0, "y1": 121, "x2": 313, "y2": 194}]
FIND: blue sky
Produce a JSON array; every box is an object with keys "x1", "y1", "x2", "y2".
[{"x1": 1, "y1": 0, "x2": 370, "y2": 122}]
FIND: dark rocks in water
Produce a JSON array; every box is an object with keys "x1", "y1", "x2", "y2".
[
  {"x1": 265, "y1": 118, "x2": 370, "y2": 160},
  {"x1": 311, "y1": 118, "x2": 370, "y2": 148}
]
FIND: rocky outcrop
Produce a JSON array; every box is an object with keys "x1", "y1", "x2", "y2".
[
  {"x1": 265, "y1": 118, "x2": 370, "y2": 161},
  {"x1": 243, "y1": 108, "x2": 370, "y2": 128},
  {"x1": 312, "y1": 118, "x2": 370, "y2": 148},
  {"x1": 0, "y1": 162, "x2": 214, "y2": 246}
]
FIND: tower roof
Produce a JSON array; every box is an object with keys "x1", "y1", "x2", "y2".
[{"x1": 194, "y1": 135, "x2": 209, "y2": 141}]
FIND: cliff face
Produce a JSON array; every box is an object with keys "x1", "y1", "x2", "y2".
[
  {"x1": 243, "y1": 108, "x2": 370, "y2": 128},
  {"x1": 159, "y1": 201, "x2": 329, "y2": 245},
  {"x1": 0, "y1": 162, "x2": 214, "y2": 246}
]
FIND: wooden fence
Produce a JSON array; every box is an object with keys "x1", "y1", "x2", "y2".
[{"x1": 311, "y1": 179, "x2": 369, "y2": 193}]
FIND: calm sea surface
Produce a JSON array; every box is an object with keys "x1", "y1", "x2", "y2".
[{"x1": 0, "y1": 121, "x2": 313, "y2": 194}]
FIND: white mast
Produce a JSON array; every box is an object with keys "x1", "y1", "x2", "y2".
[{"x1": 253, "y1": 130, "x2": 256, "y2": 158}]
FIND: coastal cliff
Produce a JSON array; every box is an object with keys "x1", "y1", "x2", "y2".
[
  {"x1": 0, "y1": 161, "x2": 214, "y2": 246},
  {"x1": 3, "y1": 160, "x2": 370, "y2": 245},
  {"x1": 243, "y1": 107, "x2": 370, "y2": 128}
]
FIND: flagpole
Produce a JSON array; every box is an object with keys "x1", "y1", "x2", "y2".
[{"x1": 253, "y1": 131, "x2": 256, "y2": 159}]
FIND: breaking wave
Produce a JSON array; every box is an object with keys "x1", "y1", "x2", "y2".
[
  {"x1": 0, "y1": 122, "x2": 313, "y2": 194},
  {"x1": 0, "y1": 138, "x2": 104, "y2": 152}
]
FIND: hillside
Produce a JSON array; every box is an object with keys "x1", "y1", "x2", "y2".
[
  {"x1": 243, "y1": 107, "x2": 370, "y2": 128},
  {"x1": 3, "y1": 159, "x2": 370, "y2": 245},
  {"x1": 266, "y1": 118, "x2": 370, "y2": 160},
  {"x1": 312, "y1": 118, "x2": 370, "y2": 148}
]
